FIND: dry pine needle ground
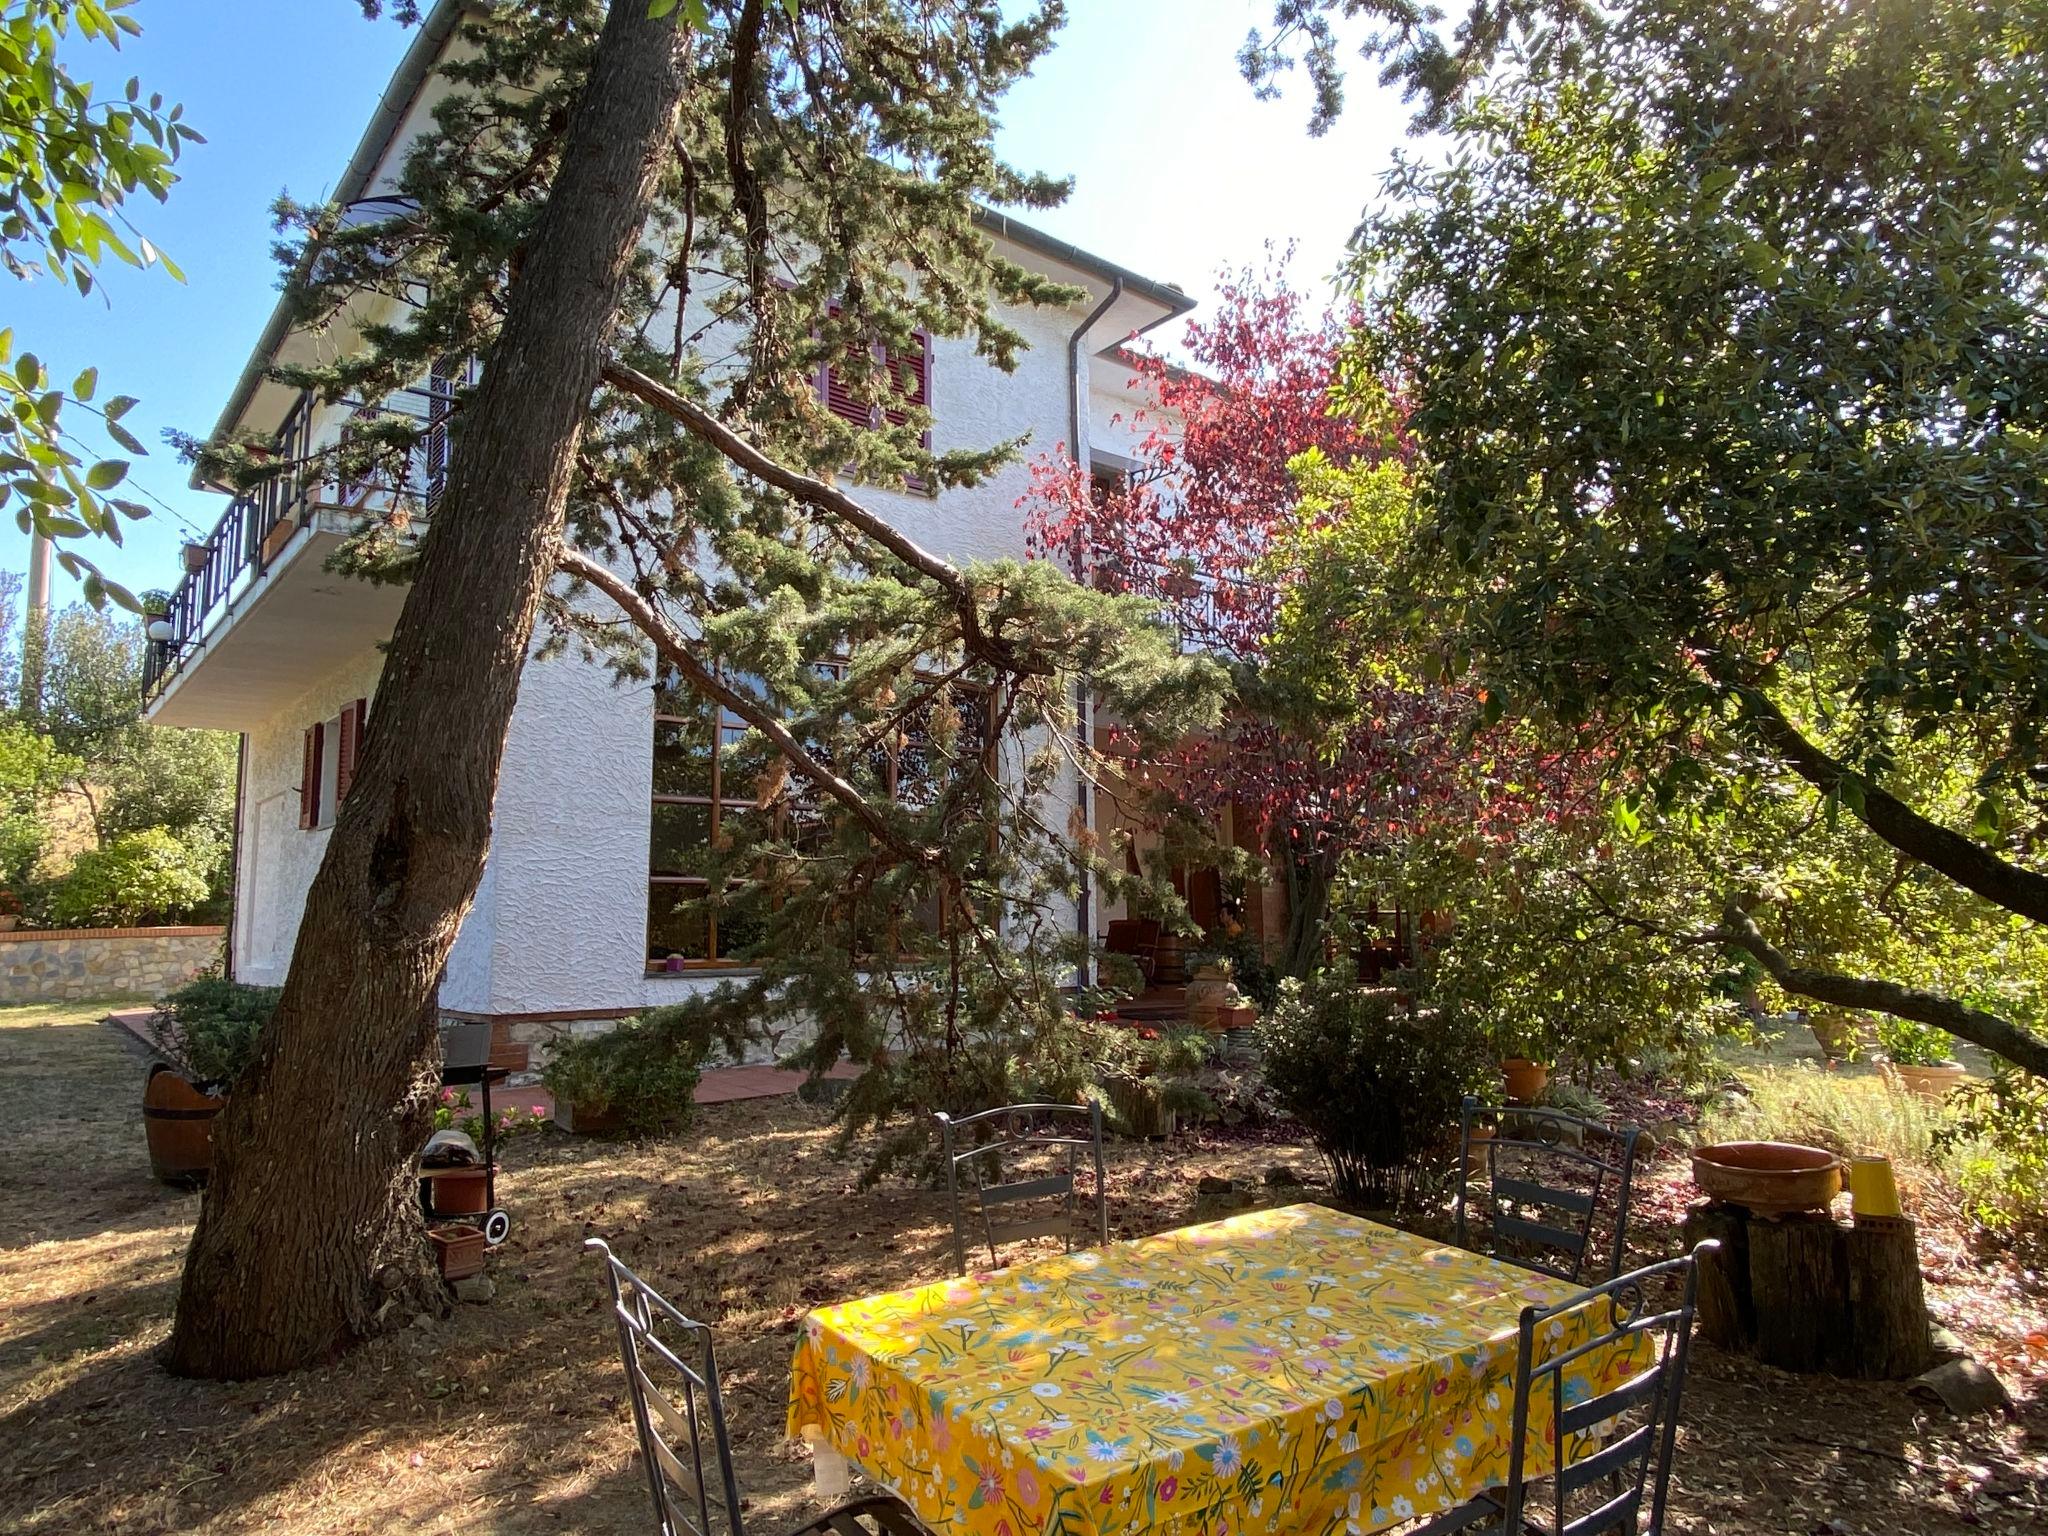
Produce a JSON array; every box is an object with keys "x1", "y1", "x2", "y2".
[{"x1": 0, "y1": 1002, "x2": 2041, "y2": 1535}]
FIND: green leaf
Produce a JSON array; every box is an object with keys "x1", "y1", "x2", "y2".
[
  {"x1": 72, "y1": 366, "x2": 97, "y2": 401},
  {"x1": 85, "y1": 458, "x2": 128, "y2": 489}
]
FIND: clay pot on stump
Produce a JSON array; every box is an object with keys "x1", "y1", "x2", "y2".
[
  {"x1": 1500, "y1": 1057, "x2": 1549, "y2": 1105},
  {"x1": 143, "y1": 1062, "x2": 225, "y2": 1186}
]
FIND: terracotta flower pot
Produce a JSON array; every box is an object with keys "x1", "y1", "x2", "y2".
[
  {"x1": 1692, "y1": 1140, "x2": 1842, "y2": 1215},
  {"x1": 428, "y1": 1224, "x2": 487, "y2": 1281},
  {"x1": 1887, "y1": 1062, "x2": 1968, "y2": 1105},
  {"x1": 1500, "y1": 1057, "x2": 1549, "y2": 1105},
  {"x1": 1106, "y1": 1077, "x2": 1176, "y2": 1139},
  {"x1": 425, "y1": 1164, "x2": 490, "y2": 1215},
  {"x1": 143, "y1": 1063, "x2": 224, "y2": 1186},
  {"x1": 1464, "y1": 1123, "x2": 1496, "y2": 1178}
]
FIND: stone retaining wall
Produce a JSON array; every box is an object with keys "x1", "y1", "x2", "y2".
[{"x1": 0, "y1": 925, "x2": 225, "y2": 1004}]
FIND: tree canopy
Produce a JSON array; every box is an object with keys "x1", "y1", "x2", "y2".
[
  {"x1": 0, "y1": 0, "x2": 199, "y2": 606},
  {"x1": 1297, "y1": 0, "x2": 2048, "y2": 1075}
]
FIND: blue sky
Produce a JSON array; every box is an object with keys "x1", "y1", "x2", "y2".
[{"x1": 6, "y1": 0, "x2": 1411, "y2": 604}]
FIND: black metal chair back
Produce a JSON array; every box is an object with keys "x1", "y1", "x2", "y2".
[
  {"x1": 1456, "y1": 1096, "x2": 1642, "y2": 1283},
  {"x1": 934, "y1": 1102, "x2": 1108, "y2": 1274},
  {"x1": 588, "y1": 1239, "x2": 747, "y2": 1536},
  {"x1": 1413, "y1": 1244, "x2": 1713, "y2": 1536}
]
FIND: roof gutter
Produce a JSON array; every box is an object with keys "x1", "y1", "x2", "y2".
[
  {"x1": 976, "y1": 207, "x2": 1195, "y2": 323},
  {"x1": 196, "y1": 0, "x2": 468, "y2": 471}
]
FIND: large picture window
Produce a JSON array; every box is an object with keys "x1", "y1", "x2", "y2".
[{"x1": 645, "y1": 669, "x2": 992, "y2": 971}]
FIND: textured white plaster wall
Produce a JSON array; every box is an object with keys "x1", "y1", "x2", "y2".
[
  {"x1": 228, "y1": 280, "x2": 1155, "y2": 1016},
  {"x1": 230, "y1": 649, "x2": 385, "y2": 986}
]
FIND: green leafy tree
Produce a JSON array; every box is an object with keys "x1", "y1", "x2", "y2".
[
  {"x1": 1303, "y1": 0, "x2": 2048, "y2": 1077},
  {"x1": 1, "y1": 0, "x2": 201, "y2": 606},
  {"x1": 36, "y1": 601, "x2": 235, "y2": 881},
  {"x1": 0, "y1": 712, "x2": 76, "y2": 890},
  {"x1": 46, "y1": 823, "x2": 207, "y2": 925}
]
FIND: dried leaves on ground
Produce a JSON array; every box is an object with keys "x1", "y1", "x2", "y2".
[{"x1": 0, "y1": 1002, "x2": 2041, "y2": 1534}]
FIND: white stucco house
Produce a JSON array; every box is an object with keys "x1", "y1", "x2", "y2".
[{"x1": 142, "y1": 4, "x2": 1197, "y2": 1065}]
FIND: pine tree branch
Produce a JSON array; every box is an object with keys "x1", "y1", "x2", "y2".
[
  {"x1": 1715, "y1": 898, "x2": 2048, "y2": 1078},
  {"x1": 596, "y1": 357, "x2": 1051, "y2": 676},
  {"x1": 556, "y1": 547, "x2": 937, "y2": 867},
  {"x1": 1740, "y1": 690, "x2": 2048, "y2": 927}
]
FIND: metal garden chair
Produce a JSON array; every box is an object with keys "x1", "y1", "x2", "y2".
[
  {"x1": 1408, "y1": 1244, "x2": 1713, "y2": 1536},
  {"x1": 587, "y1": 1240, "x2": 928, "y2": 1536},
  {"x1": 933, "y1": 1102, "x2": 1108, "y2": 1274},
  {"x1": 1456, "y1": 1096, "x2": 1643, "y2": 1283}
]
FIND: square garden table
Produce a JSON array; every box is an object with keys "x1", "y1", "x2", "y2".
[{"x1": 788, "y1": 1202, "x2": 1645, "y2": 1536}]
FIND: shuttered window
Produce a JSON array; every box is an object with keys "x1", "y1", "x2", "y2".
[
  {"x1": 298, "y1": 722, "x2": 324, "y2": 830},
  {"x1": 817, "y1": 327, "x2": 932, "y2": 444},
  {"x1": 335, "y1": 698, "x2": 368, "y2": 802}
]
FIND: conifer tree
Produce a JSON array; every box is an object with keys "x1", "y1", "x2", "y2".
[{"x1": 168, "y1": 0, "x2": 1221, "y2": 1378}]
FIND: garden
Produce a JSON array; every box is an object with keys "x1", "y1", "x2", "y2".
[{"x1": 0, "y1": 987, "x2": 2043, "y2": 1536}]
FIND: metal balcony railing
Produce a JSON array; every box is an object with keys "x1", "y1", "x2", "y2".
[
  {"x1": 141, "y1": 373, "x2": 460, "y2": 705},
  {"x1": 1087, "y1": 544, "x2": 1273, "y2": 657}
]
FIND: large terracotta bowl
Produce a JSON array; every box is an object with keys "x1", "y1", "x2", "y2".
[{"x1": 1691, "y1": 1141, "x2": 1843, "y2": 1215}]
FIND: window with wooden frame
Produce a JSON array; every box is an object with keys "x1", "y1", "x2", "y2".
[
  {"x1": 297, "y1": 698, "x2": 369, "y2": 832},
  {"x1": 646, "y1": 668, "x2": 994, "y2": 971},
  {"x1": 817, "y1": 321, "x2": 933, "y2": 490}
]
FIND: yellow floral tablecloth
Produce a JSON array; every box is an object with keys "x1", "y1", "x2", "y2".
[{"x1": 788, "y1": 1203, "x2": 1643, "y2": 1536}]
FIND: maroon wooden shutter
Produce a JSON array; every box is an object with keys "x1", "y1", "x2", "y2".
[
  {"x1": 299, "y1": 722, "x2": 324, "y2": 829},
  {"x1": 822, "y1": 358, "x2": 869, "y2": 425},
  {"x1": 335, "y1": 699, "x2": 365, "y2": 802},
  {"x1": 881, "y1": 334, "x2": 929, "y2": 431}
]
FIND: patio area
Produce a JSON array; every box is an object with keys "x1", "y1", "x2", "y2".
[{"x1": 0, "y1": 999, "x2": 2042, "y2": 1535}]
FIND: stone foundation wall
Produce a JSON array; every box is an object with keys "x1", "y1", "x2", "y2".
[{"x1": 0, "y1": 926, "x2": 225, "y2": 1004}]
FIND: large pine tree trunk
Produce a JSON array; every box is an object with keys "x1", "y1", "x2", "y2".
[{"x1": 165, "y1": 0, "x2": 687, "y2": 1380}]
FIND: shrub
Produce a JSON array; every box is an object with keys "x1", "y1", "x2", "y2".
[
  {"x1": 1874, "y1": 1016, "x2": 1957, "y2": 1068},
  {"x1": 1256, "y1": 973, "x2": 1493, "y2": 1205},
  {"x1": 48, "y1": 827, "x2": 209, "y2": 928},
  {"x1": 540, "y1": 1004, "x2": 709, "y2": 1137},
  {"x1": 1933, "y1": 1068, "x2": 2048, "y2": 1236},
  {"x1": 147, "y1": 976, "x2": 279, "y2": 1091}
]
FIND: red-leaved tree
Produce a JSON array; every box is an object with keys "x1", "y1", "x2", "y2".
[{"x1": 1024, "y1": 263, "x2": 1580, "y2": 976}]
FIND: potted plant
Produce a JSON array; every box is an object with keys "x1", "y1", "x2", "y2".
[
  {"x1": 180, "y1": 540, "x2": 210, "y2": 574},
  {"x1": 1804, "y1": 1008, "x2": 1863, "y2": 1063},
  {"x1": 1096, "y1": 1023, "x2": 1210, "y2": 1138},
  {"x1": 1495, "y1": 1025, "x2": 1552, "y2": 1104},
  {"x1": 1184, "y1": 952, "x2": 1236, "y2": 1032},
  {"x1": 141, "y1": 977, "x2": 280, "y2": 1185},
  {"x1": 541, "y1": 1004, "x2": 707, "y2": 1137},
  {"x1": 1876, "y1": 1018, "x2": 1968, "y2": 1103}
]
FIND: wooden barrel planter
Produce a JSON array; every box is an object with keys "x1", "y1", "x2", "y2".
[{"x1": 143, "y1": 1063, "x2": 225, "y2": 1186}]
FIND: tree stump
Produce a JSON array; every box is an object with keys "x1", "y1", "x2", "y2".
[
  {"x1": 1680, "y1": 1200, "x2": 1931, "y2": 1379},
  {"x1": 1680, "y1": 1203, "x2": 1752, "y2": 1351},
  {"x1": 1847, "y1": 1215, "x2": 1935, "y2": 1379},
  {"x1": 1749, "y1": 1212, "x2": 1851, "y2": 1373}
]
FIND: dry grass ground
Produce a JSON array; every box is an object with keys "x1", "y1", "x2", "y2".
[{"x1": 0, "y1": 1000, "x2": 2042, "y2": 1535}]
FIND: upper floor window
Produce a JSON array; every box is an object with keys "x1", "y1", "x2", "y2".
[{"x1": 819, "y1": 330, "x2": 931, "y2": 440}]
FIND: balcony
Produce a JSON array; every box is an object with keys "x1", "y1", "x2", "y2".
[
  {"x1": 142, "y1": 377, "x2": 456, "y2": 728},
  {"x1": 1087, "y1": 544, "x2": 1272, "y2": 659}
]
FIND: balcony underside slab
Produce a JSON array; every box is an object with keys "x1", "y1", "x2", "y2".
[{"x1": 144, "y1": 521, "x2": 406, "y2": 730}]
